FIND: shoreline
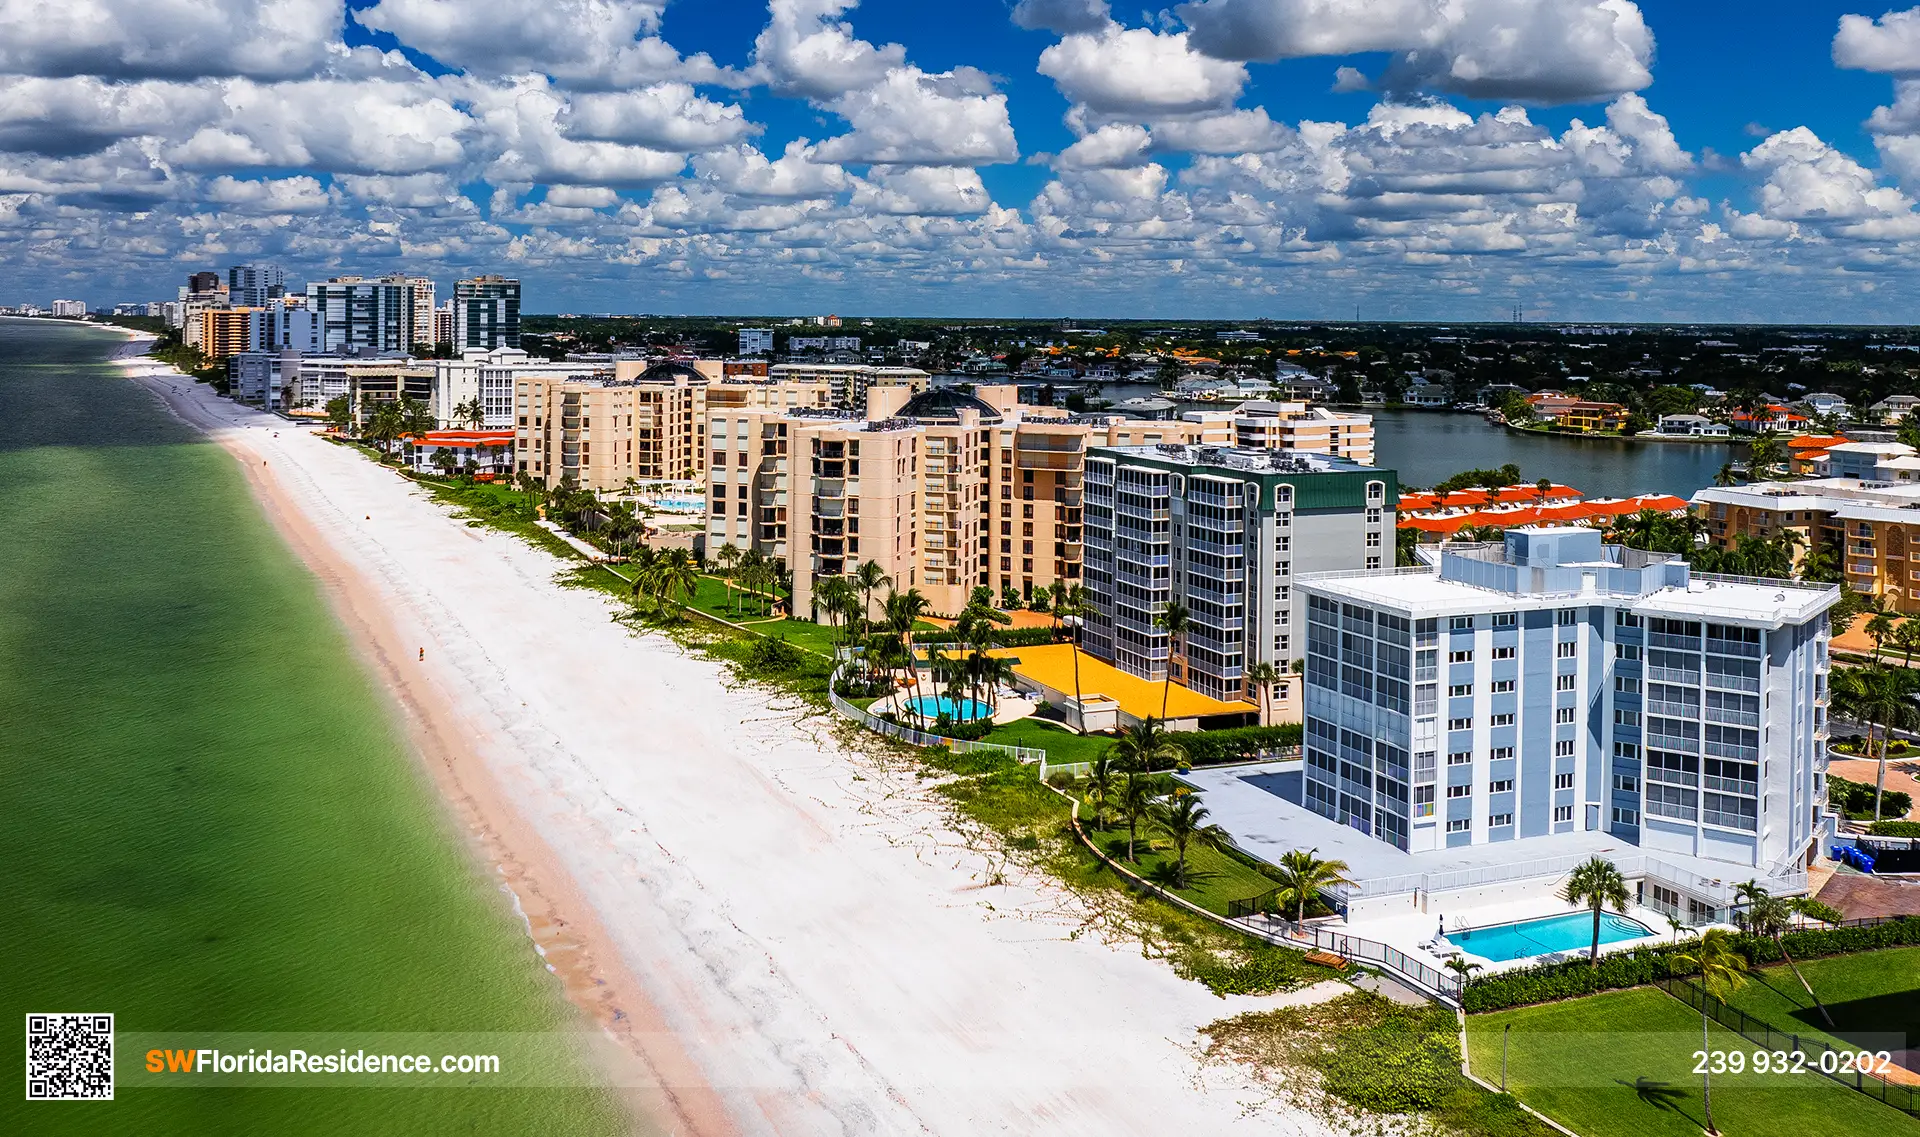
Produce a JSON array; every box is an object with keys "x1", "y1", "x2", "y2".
[
  {"x1": 106, "y1": 330, "x2": 1345, "y2": 1136},
  {"x1": 113, "y1": 345, "x2": 728, "y2": 1137}
]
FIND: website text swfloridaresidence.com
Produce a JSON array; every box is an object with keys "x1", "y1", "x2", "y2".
[
  {"x1": 115, "y1": 1032, "x2": 619, "y2": 1088},
  {"x1": 146, "y1": 1047, "x2": 499, "y2": 1077}
]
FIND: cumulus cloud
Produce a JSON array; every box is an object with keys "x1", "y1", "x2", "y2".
[
  {"x1": 814, "y1": 67, "x2": 1018, "y2": 165},
  {"x1": 1038, "y1": 25, "x2": 1248, "y2": 118},
  {"x1": 1835, "y1": 8, "x2": 1920, "y2": 74},
  {"x1": 1742, "y1": 126, "x2": 1916, "y2": 226},
  {"x1": 0, "y1": 0, "x2": 343, "y2": 81},
  {"x1": 564, "y1": 84, "x2": 757, "y2": 150},
  {"x1": 1177, "y1": 0, "x2": 1654, "y2": 104},
  {"x1": 851, "y1": 166, "x2": 992, "y2": 215},
  {"x1": 354, "y1": 0, "x2": 739, "y2": 88},
  {"x1": 753, "y1": 0, "x2": 906, "y2": 100},
  {"x1": 1011, "y1": 0, "x2": 1112, "y2": 34}
]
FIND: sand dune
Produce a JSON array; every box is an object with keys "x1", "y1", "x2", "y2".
[{"x1": 122, "y1": 351, "x2": 1336, "y2": 1136}]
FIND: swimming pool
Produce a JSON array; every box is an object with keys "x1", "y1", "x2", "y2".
[
  {"x1": 905, "y1": 695, "x2": 992, "y2": 722},
  {"x1": 1447, "y1": 910, "x2": 1655, "y2": 962},
  {"x1": 648, "y1": 497, "x2": 705, "y2": 512}
]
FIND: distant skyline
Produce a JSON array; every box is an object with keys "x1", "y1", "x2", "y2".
[{"x1": 11, "y1": 2, "x2": 1920, "y2": 322}]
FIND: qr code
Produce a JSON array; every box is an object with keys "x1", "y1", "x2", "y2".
[{"x1": 26, "y1": 1013, "x2": 114, "y2": 1101}]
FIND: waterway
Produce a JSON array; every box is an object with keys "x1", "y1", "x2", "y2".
[
  {"x1": 0, "y1": 319, "x2": 622, "y2": 1135},
  {"x1": 1369, "y1": 409, "x2": 1734, "y2": 499},
  {"x1": 1037, "y1": 381, "x2": 1734, "y2": 499}
]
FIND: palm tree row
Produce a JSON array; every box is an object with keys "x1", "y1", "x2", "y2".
[
  {"x1": 626, "y1": 546, "x2": 699, "y2": 620},
  {"x1": 1081, "y1": 721, "x2": 1223, "y2": 886}
]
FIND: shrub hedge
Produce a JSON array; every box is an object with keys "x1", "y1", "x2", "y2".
[
  {"x1": 1179, "y1": 724, "x2": 1304, "y2": 766},
  {"x1": 1462, "y1": 916, "x2": 1920, "y2": 1012},
  {"x1": 1868, "y1": 820, "x2": 1920, "y2": 838},
  {"x1": 912, "y1": 626, "x2": 1064, "y2": 648}
]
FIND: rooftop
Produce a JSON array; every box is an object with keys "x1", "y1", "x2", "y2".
[
  {"x1": 982, "y1": 643, "x2": 1255, "y2": 720},
  {"x1": 1094, "y1": 442, "x2": 1378, "y2": 475}
]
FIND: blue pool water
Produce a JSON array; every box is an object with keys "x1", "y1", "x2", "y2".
[
  {"x1": 1447, "y1": 911, "x2": 1655, "y2": 962},
  {"x1": 649, "y1": 497, "x2": 704, "y2": 511},
  {"x1": 905, "y1": 695, "x2": 991, "y2": 722}
]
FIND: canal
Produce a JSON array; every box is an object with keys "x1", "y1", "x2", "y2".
[{"x1": 1369, "y1": 409, "x2": 1737, "y2": 499}]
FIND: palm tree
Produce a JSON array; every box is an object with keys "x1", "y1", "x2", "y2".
[
  {"x1": 453, "y1": 398, "x2": 484, "y2": 429},
  {"x1": 1152, "y1": 791, "x2": 1224, "y2": 888},
  {"x1": 1534, "y1": 476, "x2": 1554, "y2": 506},
  {"x1": 1084, "y1": 753, "x2": 1118, "y2": 829},
  {"x1": 852, "y1": 559, "x2": 890, "y2": 635},
  {"x1": 1896, "y1": 620, "x2": 1920, "y2": 670},
  {"x1": 817, "y1": 575, "x2": 857, "y2": 651},
  {"x1": 1733, "y1": 882, "x2": 1842, "y2": 1027},
  {"x1": 1866, "y1": 612, "x2": 1897, "y2": 662},
  {"x1": 1673, "y1": 929, "x2": 1748, "y2": 1137},
  {"x1": 1155, "y1": 599, "x2": 1191, "y2": 720},
  {"x1": 1562, "y1": 856, "x2": 1631, "y2": 969},
  {"x1": 885, "y1": 588, "x2": 930, "y2": 719},
  {"x1": 1116, "y1": 765, "x2": 1156, "y2": 862},
  {"x1": 1269, "y1": 847, "x2": 1354, "y2": 925},
  {"x1": 1246, "y1": 661, "x2": 1281, "y2": 726},
  {"x1": 1109, "y1": 717, "x2": 1188, "y2": 773},
  {"x1": 978, "y1": 654, "x2": 1017, "y2": 714},
  {"x1": 1714, "y1": 462, "x2": 1738, "y2": 488},
  {"x1": 1058, "y1": 583, "x2": 1089, "y2": 729},
  {"x1": 1443, "y1": 956, "x2": 1483, "y2": 993},
  {"x1": 1833, "y1": 665, "x2": 1920, "y2": 821}
]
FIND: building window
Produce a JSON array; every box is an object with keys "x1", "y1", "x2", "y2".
[
  {"x1": 1553, "y1": 805, "x2": 1574, "y2": 823},
  {"x1": 1367, "y1": 532, "x2": 1382, "y2": 548},
  {"x1": 1448, "y1": 683, "x2": 1473, "y2": 697},
  {"x1": 1492, "y1": 613, "x2": 1516, "y2": 628},
  {"x1": 1414, "y1": 785, "x2": 1436, "y2": 817},
  {"x1": 1557, "y1": 608, "x2": 1577, "y2": 626},
  {"x1": 1555, "y1": 707, "x2": 1576, "y2": 724},
  {"x1": 1492, "y1": 646, "x2": 1516, "y2": 660},
  {"x1": 1450, "y1": 616, "x2": 1474, "y2": 631},
  {"x1": 1448, "y1": 649, "x2": 1473, "y2": 663},
  {"x1": 1366, "y1": 556, "x2": 1381, "y2": 570},
  {"x1": 1617, "y1": 643, "x2": 1642, "y2": 661},
  {"x1": 1491, "y1": 680, "x2": 1515, "y2": 693},
  {"x1": 1490, "y1": 713, "x2": 1515, "y2": 726},
  {"x1": 1448, "y1": 750, "x2": 1472, "y2": 766},
  {"x1": 1446, "y1": 818, "x2": 1471, "y2": 833},
  {"x1": 1448, "y1": 785, "x2": 1472, "y2": 798},
  {"x1": 1554, "y1": 772, "x2": 1574, "y2": 790},
  {"x1": 1615, "y1": 675, "x2": 1641, "y2": 693},
  {"x1": 1447, "y1": 717, "x2": 1473, "y2": 731},
  {"x1": 1612, "y1": 807, "x2": 1640, "y2": 825},
  {"x1": 1617, "y1": 610, "x2": 1644, "y2": 628},
  {"x1": 1489, "y1": 779, "x2": 1514, "y2": 793},
  {"x1": 1556, "y1": 674, "x2": 1577, "y2": 691},
  {"x1": 1555, "y1": 739, "x2": 1575, "y2": 757},
  {"x1": 1615, "y1": 710, "x2": 1641, "y2": 727},
  {"x1": 1614, "y1": 741, "x2": 1639, "y2": 760},
  {"x1": 1490, "y1": 746, "x2": 1514, "y2": 761},
  {"x1": 1489, "y1": 812, "x2": 1514, "y2": 827},
  {"x1": 1614, "y1": 774, "x2": 1639, "y2": 792},
  {"x1": 1556, "y1": 641, "x2": 1577, "y2": 658}
]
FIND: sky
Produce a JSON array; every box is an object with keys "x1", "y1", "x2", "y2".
[{"x1": 9, "y1": 1, "x2": 1920, "y2": 322}]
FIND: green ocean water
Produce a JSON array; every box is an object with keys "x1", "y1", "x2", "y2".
[{"x1": 0, "y1": 320, "x2": 628, "y2": 1134}]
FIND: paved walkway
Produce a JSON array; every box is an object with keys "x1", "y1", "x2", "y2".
[{"x1": 1829, "y1": 758, "x2": 1920, "y2": 819}]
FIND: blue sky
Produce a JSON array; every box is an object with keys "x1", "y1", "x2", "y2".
[{"x1": 8, "y1": 1, "x2": 1920, "y2": 321}]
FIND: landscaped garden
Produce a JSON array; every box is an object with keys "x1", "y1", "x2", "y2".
[{"x1": 1718, "y1": 945, "x2": 1920, "y2": 1069}]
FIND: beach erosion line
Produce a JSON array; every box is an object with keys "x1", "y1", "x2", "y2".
[{"x1": 116, "y1": 344, "x2": 1343, "y2": 1137}]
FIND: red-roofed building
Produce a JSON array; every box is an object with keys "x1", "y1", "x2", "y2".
[
  {"x1": 405, "y1": 429, "x2": 516, "y2": 477},
  {"x1": 1523, "y1": 394, "x2": 1629, "y2": 432},
  {"x1": 1786, "y1": 434, "x2": 1849, "y2": 475},
  {"x1": 1729, "y1": 405, "x2": 1810, "y2": 434}
]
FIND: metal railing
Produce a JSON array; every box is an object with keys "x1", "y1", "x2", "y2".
[
  {"x1": 827, "y1": 665, "x2": 1046, "y2": 766},
  {"x1": 1227, "y1": 911, "x2": 1463, "y2": 1003},
  {"x1": 1347, "y1": 851, "x2": 1806, "y2": 908},
  {"x1": 1656, "y1": 976, "x2": 1919, "y2": 1118}
]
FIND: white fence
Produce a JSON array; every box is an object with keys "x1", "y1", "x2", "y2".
[
  {"x1": 828, "y1": 665, "x2": 1046, "y2": 766},
  {"x1": 1349, "y1": 849, "x2": 1806, "y2": 910}
]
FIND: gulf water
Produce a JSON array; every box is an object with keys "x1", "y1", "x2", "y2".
[{"x1": 0, "y1": 320, "x2": 626, "y2": 1134}]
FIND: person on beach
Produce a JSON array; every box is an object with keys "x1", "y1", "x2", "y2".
[{"x1": 419, "y1": 648, "x2": 425, "y2": 661}]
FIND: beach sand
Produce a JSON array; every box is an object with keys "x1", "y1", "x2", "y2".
[{"x1": 116, "y1": 340, "x2": 1338, "y2": 1136}]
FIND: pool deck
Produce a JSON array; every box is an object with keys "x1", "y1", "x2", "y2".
[{"x1": 1182, "y1": 759, "x2": 1757, "y2": 973}]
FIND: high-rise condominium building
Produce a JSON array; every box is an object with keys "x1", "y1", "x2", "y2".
[
  {"x1": 226, "y1": 264, "x2": 286, "y2": 307},
  {"x1": 769, "y1": 363, "x2": 928, "y2": 412},
  {"x1": 708, "y1": 386, "x2": 1247, "y2": 620},
  {"x1": 432, "y1": 347, "x2": 604, "y2": 430},
  {"x1": 1080, "y1": 445, "x2": 1394, "y2": 705},
  {"x1": 305, "y1": 278, "x2": 413, "y2": 352},
  {"x1": 1233, "y1": 402, "x2": 1376, "y2": 466},
  {"x1": 453, "y1": 275, "x2": 520, "y2": 350},
  {"x1": 198, "y1": 307, "x2": 266, "y2": 360},
  {"x1": 1297, "y1": 528, "x2": 1833, "y2": 884},
  {"x1": 403, "y1": 277, "x2": 435, "y2": 347},
  {"x1": 515, "y1": 361, "x2": 716, "y2": 489},
  {"x1": 738, "y1": 328, "x2": 774, "y2": 356},
  {"x1": 187, "y1": 271, "x2": 222, "y2": 295}
]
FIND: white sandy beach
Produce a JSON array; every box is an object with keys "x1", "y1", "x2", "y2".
[{"x1": 115, "y1": 337, "x2": 1341, "y2": 1137}]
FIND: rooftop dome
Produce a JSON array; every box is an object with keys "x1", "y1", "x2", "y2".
[
  {"x1": 636, "y1": 361, "x2": 705, "y2": 384},
  {"x1": 898, "y1": 387, "x2": 1001, "y2": 422}
]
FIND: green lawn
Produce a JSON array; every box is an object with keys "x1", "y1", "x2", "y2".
[
  {"x1": 1085, "y1": 824, "x2": 1279, "y2": 914},
  {"x1": 1719, "y1": 946, "x2": 1920, "y2": 1064},
  {"x1": 1466, "y1": 987, "x2": 1920, "y2": 1137},
  {"x1": 980, "y1": 717, "x2": 1113, "y2": 764}
]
